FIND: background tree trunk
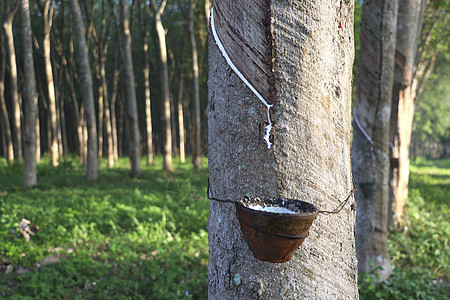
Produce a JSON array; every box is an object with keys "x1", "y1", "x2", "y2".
[
  {"x1": 38, "y1": 0, "x2": 59, "y2": 166},
  {"x1": 389, "y1": 0, "x2": 423, "y2": 226},
  {"x1": 110, "y1": 47, "x2": 120, "y2": 162},
  {"x1": 35, "y1": 98, "x2": 40, "y2": 163},
  {"x1": 139, "y1": 1, "x2": 153, "y2": 166},
  {"x1": 352, "y1": 0, "x2": 398, "y2": 280},
  {"x1": 120, "y1": 0, "x2": 141, "y2": 176},
  {"x1": 3, "y1": 0, "x2": 22, "y2": 161},
  {"x1": 101, "y1": 60, "x2": 114, "y2": 167},
  {"x1": 208, "y1": 1, "x2": 357, "y2": 298},
  {"x1": 204, "y1": 0, "x2": 210, "y2": 25},
  {"x1": 177, "y1": 76, "x2": 185, "y2": 163},
  {"x1": 151, "y1": 0, "x2": 172, "y2": 171},
  {"x1": 188, "y1": 0, "x2": 201, "y2": 170},
  {"x1": 70, "y1": 0, "x2": 98, "y2": 180},
  {"x1": 0, "y1": 30, "x2": 14, "y2": 163},
  {"x1": 21, "y1": 0, "x2": 37, "y2": 187}
]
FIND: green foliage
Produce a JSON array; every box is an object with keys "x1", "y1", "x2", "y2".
[
  {"x1": 2, "y1": 156, "x2": 449, "y2": 299},
  {"x1": 359, "y1": 158, "x2": 450, "y2": 299},
  {"x1": 0, "y1": 156, "x2": 208, "y2": 299},
  {"x1": 359, "y1": 266, "x2": 448, "y2": 300},
  {"x1": 413, "y1": 54, "x2": 450, "y2": 147}
]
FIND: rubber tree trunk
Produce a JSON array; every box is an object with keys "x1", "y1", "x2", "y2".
[
  {"x1": 177, "y1": 77, "x2": 185, "y2": 163},
  {"x1": 138, "y1": 1, "x2": 154, "y2": 166},
  {"x1": 208, "y1": 1, "x2": 357, "y2": 298},
  {"x1": 70, "y1": 0, "x2": 98, "y2": 181},
  {"x1": 40, "y1": 0, "x2": 59, "y2": 166},
  {"x1": 21, "y1": 0, "x2": 37, "y2": 187},
  {"x1": 110, "y1": 48, "x2": 120, "y2": 162},
  {"x1": 3, "y1": 1, "x2": 22, "y2": 162},
  {"x1": 101, "y1": 60, "x2": 114, "y2": 167},
  {"x1": 0, "y1": 31, "x2": 14, "y2": 163},
  {"x1": 188, "y1": 0, "x2": 201, "y2": 170},
  {"x1": 151, "y1": 0, "x2": 172, "y2": 171},
  {"x1": 352, "y1": 0, "x2": 398, "y2": 281},
  {"x1": 389, "y1": 0, "x2": 423, "y2": 226},
  {"x1": 204, "y1": 0, "x2": 210, "y2": 25},
  {"x1": 120, "y1": 0, "x2": 141, "y2": 176}
]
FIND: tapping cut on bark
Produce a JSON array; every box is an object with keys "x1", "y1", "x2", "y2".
[{"x1": 210, "y1": 0, "x2": 276, "y2": 149}]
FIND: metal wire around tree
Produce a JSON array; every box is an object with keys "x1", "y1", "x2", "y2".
[{"x1": 207, "y1": 178, "x2": 358, "y2": 215}]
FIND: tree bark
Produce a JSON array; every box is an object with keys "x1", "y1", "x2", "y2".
[
  {"x1": 151, "y1": 0, "x2": 172, "y2": 171},
  {"x1": 70, "y1": 0, "x2": 98, "y2": 180},
  {"x1": 120, "y1": 0, "x2": 141, "y2": 176},
  {"x1": 35, "y1": 99, "x2": 40, "y2": 163},
  {"x1": 177, "y1": 76, "x2": 185, "y2": 163},
  {"x1": 101, "y1": 60, "x2": 114, "y2": 167},
  {"x1": 38, "y1": 0, "x2": 59, "y2": 166},
  {"x1": 110, "y1": 47, "x2": 120, "y2": 162},
  {"x1": 389, "y1": 0, "x2": 423, "y2": 226},
  {"x1": 0, "y1": 30, "x2": 14, "y2": 163},
  {"x1": 3, "y1": 0, "x2": 22, "y2": 161},
  {"x1": 118, "y1": 87, "x2": 125, "y2": 158},
  {"x1": 204, "y1": 0, "x2": 210, "y2": 25},
  {"x1": 139, "y1": 1, "x2": 154, "y2": 165},
  {"x1": 208, "y1": 1, "x2": 357, "y2": 298},
  {"x1": 352, "y1": 0, "x2": 398, "y2": 280},
  {"x1": 20, "y1": 0, "x2": 37, "y2": 187},
  {"x1": 188, "y1": 0, "x2": 201, "y2": 170}
]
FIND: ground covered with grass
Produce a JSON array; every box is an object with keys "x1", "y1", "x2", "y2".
[
  {"x1": 359, "y1": 157, "x2": 449, "y2": 299},
  {"x1": 0, "y1": 156, "x2": 448, "y2": 299},
  {"x1": 0, "y1": 156, "x2": 209, "y2": 299}
]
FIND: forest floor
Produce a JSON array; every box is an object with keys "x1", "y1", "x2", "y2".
[{"x1": 0, "y1": 156, "x2": 448, "y2": 299}]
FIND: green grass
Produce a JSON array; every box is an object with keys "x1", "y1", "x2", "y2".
[
  {"x1": 359, "y1": 158, "x2": 450, "y2": 299},
  {"x1": 0, "y1": 155, "x2": 209, "y2": 299},
  {"x1": 1, "y1": 156, "x2": 448, "y2": 299}
]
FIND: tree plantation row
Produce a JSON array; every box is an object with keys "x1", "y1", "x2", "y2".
[
  {"x1": 0, "y1": 0, "x2": 210, "y2": 183},
  {"x1": 0, "y1": 0, "x2": 449, "y2": 298}
]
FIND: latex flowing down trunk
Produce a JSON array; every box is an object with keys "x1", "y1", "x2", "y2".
[
  {"x1": 208, "y1": 1, "x2": 357, "y2": 298},
  {"x1": 188, "y1": 0, "x2": 201, "y2": 170},
  {"x1": 20, "y1": 0, "x2": 37, "y2": 187},
  {"x1": 151, "y1": 0, "x2": 172, "y2": 171},
  {"x1": 3, "y1": 2, "x2": 22, "y2": 161},
  {"x1": 70, "y1": 0, "x2": 98, "y2": 180},
  {"x1": 352, "y1": 0, "x2": 398, "y2": 280},
  {"x1": 120, "y1": 0, "x2": 141, "y2": 176},
  {"x1": 389, "y1": 0, "x2": 422, "y2": 226}
]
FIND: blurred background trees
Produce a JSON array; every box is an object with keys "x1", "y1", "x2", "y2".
[
  {"x1": 0, "y1": 0, "x2": 210, "y2": 177},
  {"x1": 0, "y1": 0, "x2": 447, "y2": 184}
]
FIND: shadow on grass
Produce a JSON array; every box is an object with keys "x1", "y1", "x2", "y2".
[{"x1": 0, "y1": 155, "x2": 209, "y2": 299}]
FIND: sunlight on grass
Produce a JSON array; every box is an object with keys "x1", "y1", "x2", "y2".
[
  {"x1": 0, "y1": 155, "x2": 209, "y2": 299},
  {"x1": 359, "y1": 158, "x2": 449, "y2": 299},
  {"x1": 1, "y1": 156, "x2": 448, "y2": 299}
]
